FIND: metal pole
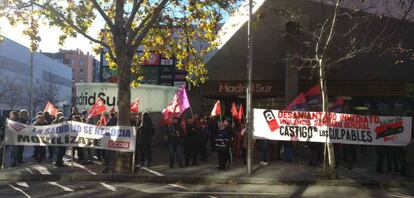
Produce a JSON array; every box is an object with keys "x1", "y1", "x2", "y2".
[
  {"x1": 131, "y1": 152, "x2": 136, "y2": 174},
  {"x1": 246, "y1": 0, "x2": 254, "y2": 175},
  {"x1": 29, "y1": 52, "x2": 34, "y2": 117},
  {"x1": 1, "y1": 141, "x2": 6, "y2": 169}
]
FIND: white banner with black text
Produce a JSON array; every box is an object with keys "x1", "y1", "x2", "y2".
[
  {"x1": 5, "y1": 119, "x2": 136, "y2": 152},
  {"x1": 253, "y1": 109, "x2": 412, "y2": 146}
]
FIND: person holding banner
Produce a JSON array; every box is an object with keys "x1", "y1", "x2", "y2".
[
  {"x1": 17, "y1": 109, "x2": 30, "y2": 164},
  {"x1": 43, "y1": 111, "x2": 55, "y2": 161},
  {"x1": 33, "y1": 115, "x2": 48, "y2": 162},
  {"x1": 6, "y1": 111, "x2": 19, "y2": 167},
  {"x1": 54, "y1": 116, "x2": 67, "y2": 167}
]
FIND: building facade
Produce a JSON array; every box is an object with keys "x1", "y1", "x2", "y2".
[
  {"x1": 43, "y1": 49, "x2": 100, "y2": 103},
  {"x1": 188, "y1": 0, "x2": 414, "y2": 117},
  {"x1": 0, "y1": 37, "x2": 72, "y2": 116}
]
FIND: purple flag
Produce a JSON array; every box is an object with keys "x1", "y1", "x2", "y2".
[{"x1": 177, "y1": 86, "x2": 191, "y2": 110}]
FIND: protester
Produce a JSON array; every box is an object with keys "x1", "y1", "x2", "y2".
[
  {"x1": 96, "y1": 112, "x2": 108, "y2": 162},
  {"x1": 208, "y1": 116, "x2": 219, "y2": 152},
  {"x1": 105, "y1": 112, "x2": 117, "y2": 166},
  {"x1": 166, "y1": 117, "x2": 185, "y2": 168},
  {"x1": 134, "y1": 113, "x2": 142, "y2": 165},
  {"x1": 240, "y1": 123, "x2": 247, "y2": 164},
  {"x1": 138, "y1": 112, "x2": 155, "y2": 167},
  {"x1": 72, "y1": 115, "x2": 84, "y2": 163},
  {"x1": 216, "y1": 121, "x2": 230, "y2": 170},
  {"x1": 17, "y1": 109, "x2": 30, "y2": 163},
  {"x1": 33, "y1": 115, "x2": 48, "y2": 162},
  {"x1": 54, "y1": 116, "x2": 67, "y2": 167},
  {"x1": 184, "y1": 118, "x2": 198, "y2": 167},
  {"x1": 283, "y1": 141, "x2": 293, "y2": 162},
  {"x1": 6, "y1": 111, "x2": 19, "y2": 166},
  {"x1": 68, "y1": 107, "x2": 79, "y2": 120},
  {"x1": 44, "y1": 111, "x2": 55, "y2": 161},
  {"x1": 83, "y1": 117, "x2": 95, "y2": 164},
  {"x1": 199, "y1": 116, "x2": 210, "y2": 162}
]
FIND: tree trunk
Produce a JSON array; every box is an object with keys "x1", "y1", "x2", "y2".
[
  {"x1": 319, "y1": 59, "x2": 336, "y2": 178},
  {"x1": 114, "y1": 52, "x2": 133, "y2": 173}
]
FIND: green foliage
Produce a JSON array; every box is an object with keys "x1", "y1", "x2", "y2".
[{"x1": 1, "y1": 0, "x2": 239, "y2": 85}]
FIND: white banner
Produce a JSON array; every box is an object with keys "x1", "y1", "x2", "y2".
[
  {"x1": 5, "y1": 119, "x2": 136, "y2": 152},
  {"x1": 75, "y1": 83, "x2": 178, "y2": 112},
  {"x1": 253, "y1": 109, "x2": 412, "y2": 146}
]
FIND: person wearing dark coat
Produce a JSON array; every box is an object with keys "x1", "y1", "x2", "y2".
[
  {"x1": 184, "y1": 118, "x2": 200, "y2": 166},
  {"x1": 105, "y1": 112, "x2": 117, "y2": 166},
  {"x1": 54, "y1": 116, "x2": 67, "y2": 167},
  {"x1": 138, "y1": 112, "x2": 155, "y2": 167},
  {"x1": 33, "y1": 115, "x2": 48, "y2": 162},
  {"x1": 216, "y1": 121, "x2": 230, "y2": 170},
  {"x1": 166, "y1": 117, "x2": 185, "y2": 168},
  {"x1": 44, "y1": 111, "x2": 55, "y2": 161}
]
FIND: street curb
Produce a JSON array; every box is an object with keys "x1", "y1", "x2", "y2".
[{"x1": 0, "y1": 173, "x2": 413, "y2": 188}]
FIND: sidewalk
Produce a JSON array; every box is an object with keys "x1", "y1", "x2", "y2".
[{"x1": 0, "y1": 146, "x2": 412, "y2": 188}]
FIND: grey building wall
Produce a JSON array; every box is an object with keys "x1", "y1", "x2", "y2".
[{"x1": 0, "y1": 37, "x2": 72, "y2": 116}]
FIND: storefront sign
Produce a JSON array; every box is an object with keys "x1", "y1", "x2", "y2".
[
  {"x1": 219, "y1": 83, "x2": 272, "y2": 94},
  {"x1": 253, "y1": 108, "x2": 412, "y2": 146},
  {"x1": 5, "y1": 120, "x2": 136, "y2": 152},
  {"x1": 75, "y1": 83, "x2": 178, "y2": 112}
]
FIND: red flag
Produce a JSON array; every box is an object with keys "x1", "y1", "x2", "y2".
[
  {"x1": 110, "y1": 106, "x2": 115, "y2": 113},
  {"x1": 130, "y1": 97, "x2": 140, "y2": 113},
  {"x1": 88, "y1": 98, "x2": 107, "y2": 118},
  {"x1": 231, "y1": 102, "x2": 238, "y2": 118},
  {"x1": 210, "y1": 100, "x2": 221, "y2": 117},
  {"x1": 238, "y1": 104, "x2": 244, "y2": 121},
  {"x1": 330, "y1": 97, "x2": 345, "y2": 112},
  {"x1": 305, "y1": 84, "x2": 321, "y2": 105},
  {"x1": 99, "y1": 112, "x2": 107, "y2": 126},
  {"x1": 44, "y1": 101, "x2": 58, "y2": 117},
  {"x1": 285, "y1": 93, "x2": 308, "y2": 111}
]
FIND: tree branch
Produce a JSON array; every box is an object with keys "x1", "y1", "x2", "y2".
[
  {"x1": 90, "y1": 0, "x2": 114, "y2": 29},
  {"x1": 125, "y1": 0, "x2": 144, "y2": 30},
  {"x1": 132, "y1": 0, "x2": 169, "y2": 47},
  {"x1": 32, "y1": 2, "x2": 116, "y2": 62}
]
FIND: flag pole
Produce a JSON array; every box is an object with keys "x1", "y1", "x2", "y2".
[
  {"x1": 131, "y1": 152, "x2": 136, "y2": 174},
  {"x1": 246, "y1": 0, "x2": 254, "y2": 175},
  {"x1": 1, "y1": 140, "x2": 6, "y2": 169}
]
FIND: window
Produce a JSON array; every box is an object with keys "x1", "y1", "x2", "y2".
[
  {"x1": 80, "y1": 59, "x2": 84, "y2": 65},
  {"x1": 80, "y1": 69, "x2": 84, "y2": 72}
]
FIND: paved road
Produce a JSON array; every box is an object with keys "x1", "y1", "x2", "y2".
[{"x1": 1, "y1": 181, "x2": 413, "y2": 198}]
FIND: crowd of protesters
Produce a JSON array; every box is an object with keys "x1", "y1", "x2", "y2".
[{"x1": 0, "y1": 106, "x2": 412, "y2": 178}]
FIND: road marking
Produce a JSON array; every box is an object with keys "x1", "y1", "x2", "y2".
[
  {"x1": 32, "y1": 165, "x2": 51, "y2": 175},
  {"x1": 16, "y1": 182, "x2": 29, "y2": 188},
  {"x1": 101, "y1": 182, "x2": 117, "y2": 192},
  {"x1": 389, "y1": 193, "x2": 412, "y2": 198},
  {"x1": 48, "y1": 182, "x2": 74, "y2": 192},
  {"x1": 66, "y1": 161, "x2": 97, "y2": 175},
  {"x1": 139, "y1": 167, "x2": 165, "y2": 176},
  {"x1": 9, "y1": 184, "x2": 31, "y2": 198},
  {"x1": 138, "y1": 190, "x2": 280, "y2": 196},
  {"x1": 25, "y1": 168, "x2": 34, "y2": 174},
  {"x1": 168, "y1": 184, "x2": 190, "y2": 190}
]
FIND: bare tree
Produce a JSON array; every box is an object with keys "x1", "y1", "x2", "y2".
[
  {"x1": 263, "y1": 0, "x2": 414, "y2": 178},
  {"x1": 32, "y1": 76, "x2": 60, "y2": 113},
  {"x1": 2, "y1": 80, "x2": 24, "y2": 110}
]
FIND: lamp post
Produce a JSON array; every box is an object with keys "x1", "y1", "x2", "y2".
[
  {"x1": 246, "y1": 0, "x2": 254, "y2": 175},
  {"x1": 29, "y1": 52, "x2": 34, "y2": 118}
]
